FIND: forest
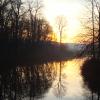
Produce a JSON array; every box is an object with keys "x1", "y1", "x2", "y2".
[{"x1": 0, "y1": 0, "x2": 76, "y2": 67}]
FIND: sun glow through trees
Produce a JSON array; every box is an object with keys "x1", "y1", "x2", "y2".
[{"x1": 43, "y1": 0, "x2": 83, "y2": 43}]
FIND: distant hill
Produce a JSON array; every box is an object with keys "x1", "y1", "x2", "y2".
[
  {"x1": 63, "y1": 43, "x2": 86, "y2": 52},
  {"x1": 47, "y1": 41, "x2": 86, "y2": 52}
]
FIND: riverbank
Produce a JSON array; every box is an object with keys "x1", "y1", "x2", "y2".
[{"x1": 0, "y1": 40, "x2": 78, "y2": 68}]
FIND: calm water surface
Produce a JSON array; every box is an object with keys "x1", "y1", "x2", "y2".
[
  {"x1": 0, "y1": 58, "x2": 93, "y2": 100},
  {"x1": 42, "y1": 58, "x2": 88, "y2": 100}
]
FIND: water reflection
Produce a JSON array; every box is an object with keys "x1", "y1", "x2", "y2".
[
  {"x1": 0, "y1": 58, "x2": 94, "y2": 100},
  {"x1": 0, "y1": 63, "x2": 57, "y2": 100},
  {"x1": 53, "y1": 62, "x2": 67, "y2": 98},
  {"x1": 51, "y1": 59, "x2": 85, "y2": 100},
  {"x1": 81, "y1": 58, "x2": 100, "y2": 100}
]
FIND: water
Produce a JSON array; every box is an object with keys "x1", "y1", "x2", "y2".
[
  {"x1": 0, "y1": 58, "x2": 95, "y2": 100},
  {"x1": 43, "y1": 59, "x2": 86, "y2": 100}
]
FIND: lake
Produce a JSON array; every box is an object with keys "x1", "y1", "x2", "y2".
[{"x1": 0, "y1": 58, "x2": 98, "y2": 100}]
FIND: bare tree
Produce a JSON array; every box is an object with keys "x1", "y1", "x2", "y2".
[
  {"x1": 0, "y1": 0, "x2": 11, "y2": 40},
  {"x1": 0, "y1": 0, "x2": 53, "y2": 42},
  {"x1": 56, "y1": 16, "x2": 67, "y2": 43},
  {"x1": 98, "y1": 6, "x2": 100, "y2": 58},
  {"x1": 76, "y1": 0, "x2": 100, "y2": 58},
  {"x1": 27, "y1": 0, "x2": 43, "y2": 40}
]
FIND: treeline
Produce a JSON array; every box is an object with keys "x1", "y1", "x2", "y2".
[
  {"x1": 0, "y1": 0, "x2": 53, "y2": 41},
  {"x1": 0, "y1": 0, "x2": 52, "y2": 60},
  {"x1": 0, "y1": 0, "x2": 70, "y2": 65}
]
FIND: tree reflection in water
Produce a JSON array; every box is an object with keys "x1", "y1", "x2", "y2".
[
  {"x1": 53, "y1": 61, "x2": 67, "y2": 98},
  {"x1": 0, "y1": 63, "x2": 57, "y2": 100},
  {"x1": 81, "y1": 58, "x2": 100, "y2": 100}
]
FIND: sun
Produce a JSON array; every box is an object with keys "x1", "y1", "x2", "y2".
[{"x1": 43, "y1": 0, "x2": 83, "y2": 43}]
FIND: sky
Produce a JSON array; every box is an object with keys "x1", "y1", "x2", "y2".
[{"x1": 43, "y1": 0, "x2": 84, "y2": 43}]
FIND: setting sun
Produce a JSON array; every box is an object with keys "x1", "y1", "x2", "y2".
[{"x1": 43, "y1": 0, "x2": 83, "y2": 43}]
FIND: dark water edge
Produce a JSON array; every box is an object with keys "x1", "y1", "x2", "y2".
[
  {"x1": 0, "y1": 40, "x2": 78, "y2": 70},
  {"x1": 0, "y1": 62, "x2": 55, "y2": 100},
  {"x1": 81, "y1": 57, "x2": 100, "y2": 100}
]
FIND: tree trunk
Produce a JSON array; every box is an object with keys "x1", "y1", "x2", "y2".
[
  {"x1": 92, "y1": 0, "x2": 95, "y2": 58},
  {"x1": 98, "y1": 9, "x2": 100, "y2": 59}
]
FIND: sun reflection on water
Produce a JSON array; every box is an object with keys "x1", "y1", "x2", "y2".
[
  {"x1": 47, "y1": 58, "x2": 87, "y2": 100},
  {"x1": 62, "y1": 59, "x2": 85, "y2": 96}
]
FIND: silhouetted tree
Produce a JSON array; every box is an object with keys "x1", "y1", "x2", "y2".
[
  {"x1": 56, "y1": 16, "x2": 67, "y2": 43},
  {"x1": 0, "y1": 0, "x2": 11, "y2": 40},
  {"x1": 77, "y1": 0, "x2": 100, "y2": 59}
]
